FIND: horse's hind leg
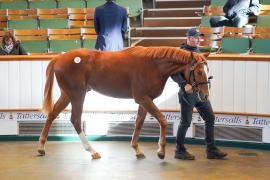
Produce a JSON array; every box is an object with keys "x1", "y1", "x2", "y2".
[
  {"x1": 131, "y1": 105, "x2": 147, "y2": 159},
  {"x1": 38, "y1": 92, "x2": 70, "y2": 156},
  {"x1": 70, "y1": 93, "x2": 101, "y2": 159},
  {"x1": 136, "y1": 96, "x2": 168, "y2": 159}
]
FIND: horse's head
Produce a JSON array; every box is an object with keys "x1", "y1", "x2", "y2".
[{"x1": 185, "y1": 52, "x2": 211, "y2": 101}]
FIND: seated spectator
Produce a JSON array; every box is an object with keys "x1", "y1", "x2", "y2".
[
  {"x1": 0, "y1": 31, "x2": 27, "y2": 55},
  {"x1": 210, "y1": 0, "x2": 260, "y2": 27}
]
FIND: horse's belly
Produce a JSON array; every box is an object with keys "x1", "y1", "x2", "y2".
[
  {"x1": 87, "y1": 66, "x2": 132, "y2": 98},
  {"x1": 91, "y1": 86, "x2": 132, "y2": 98},
  {"x1": 89, "y1": 76, "x2": 132, "y2": 98}
]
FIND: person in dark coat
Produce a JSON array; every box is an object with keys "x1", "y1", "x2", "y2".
[
  {"x1": 171, "y1": 28, "x2": 227, "y2": 160},
  {"x1": 210, "y1": 0, "x2": 260, "y2": 27},
  {"x1": 94, "y1": 0, "x2": 128, "y2": 51},
  {"x1": 0, "y1": 31, "x2": 27, "y2": 55}
]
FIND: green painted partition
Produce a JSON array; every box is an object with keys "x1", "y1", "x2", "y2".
[{"x1": 221, "y1": 38, "x2": 250, "y2": 53}]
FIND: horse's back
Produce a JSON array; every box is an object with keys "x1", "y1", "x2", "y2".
[{"x1": 52, "y1": 48, "x2": 166, "y2": 99}]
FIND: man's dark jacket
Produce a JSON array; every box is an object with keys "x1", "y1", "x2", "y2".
[
  {"x1": 171, "y1": 43, "x2": 200, "y2": 90},
  {"x1": 94, "y1": 1, "x2": 128, "y2": 51}
]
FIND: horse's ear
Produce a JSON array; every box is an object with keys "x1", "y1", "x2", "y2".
[{"x1": 201, "y1": 52, "x2": 210, "y2": 58}]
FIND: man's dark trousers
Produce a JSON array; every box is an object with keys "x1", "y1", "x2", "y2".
[{"x1": 176, "y1": 92, "x2": 216, "y2": 152}]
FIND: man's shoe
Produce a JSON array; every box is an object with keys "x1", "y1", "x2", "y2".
[
  {"x1": 207, "y1": 147, "x2": 227, "y2": 159},
  {"x1": 175, "y1": 150, "x2": 195, "y2": 160}
]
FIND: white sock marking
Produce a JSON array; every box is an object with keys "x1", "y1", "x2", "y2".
[{"x1": 79, "y1": 132, "x2": 96, "y2": 154}]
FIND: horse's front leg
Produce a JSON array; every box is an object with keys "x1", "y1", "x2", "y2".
[
  {"x1": 131, "y1": 105, "x2": 147, "y2": 159},
  {"x1": 136, "y1": 96, "x2": 168, "y2": 159}
]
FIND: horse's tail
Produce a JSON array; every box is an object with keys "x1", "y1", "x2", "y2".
[{"x1": 42, "y1": 59, "x2": 56, "y2": 114}]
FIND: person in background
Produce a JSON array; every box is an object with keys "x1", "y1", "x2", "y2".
[
  {"x1": 171, "y1": 28, "x2": 227, "y2": 160},
  {"x1": 94, "y1": 0, "x2": 128, "y2": 51},
  {"x1": 210, "y1": 0, "x2": 260, "y2": 27},
  {"x1": 0, "y1": 31, "x2": 27, "y2": 55}
]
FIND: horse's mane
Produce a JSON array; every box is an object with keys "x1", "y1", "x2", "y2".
[{"x1": 122, "y1": 46, "x2": 193, "y2": 64}]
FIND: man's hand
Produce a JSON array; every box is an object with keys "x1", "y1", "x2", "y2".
[{"x1": 184, "y1": 84, "x2": 193, "y2": 94}]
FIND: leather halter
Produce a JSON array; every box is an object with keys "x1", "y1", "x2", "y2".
[{"x1": 188, "y1": 53, "x2": 213, "y2": 93}]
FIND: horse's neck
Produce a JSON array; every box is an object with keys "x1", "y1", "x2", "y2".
[{"x1": 157, "y1": 60, "x2": 188, "y2": 77}]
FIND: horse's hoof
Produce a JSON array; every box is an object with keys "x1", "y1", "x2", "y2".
[
  {"x1": 92, "y1": 152, "x2": 101, "y2": 159},
  {"x1": 157, "y1": 152, "x2": 165, "y2": 159},
  {"x1": 37, "y1": 149, "x2": 45, "y2": 156},
  {"x1": 136, "y1": 153, "x2": 145, "y2": 159}
]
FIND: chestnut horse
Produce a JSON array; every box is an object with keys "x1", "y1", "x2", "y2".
[{"x1": 38, "y1": 46, "x2": 210, "y2": 159}]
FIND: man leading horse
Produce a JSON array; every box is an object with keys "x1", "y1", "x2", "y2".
[{"x1": 172, "y1": 28, "x2": 227, "y2": 160}]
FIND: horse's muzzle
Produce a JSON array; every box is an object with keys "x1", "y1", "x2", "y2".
[{"x1": 197, "y1": 92, "x2": 208, "y2": 102}]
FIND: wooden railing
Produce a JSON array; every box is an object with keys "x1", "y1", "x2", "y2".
[{"x1": 1, "y1": 53, "x2": 270, "y2": 61}]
